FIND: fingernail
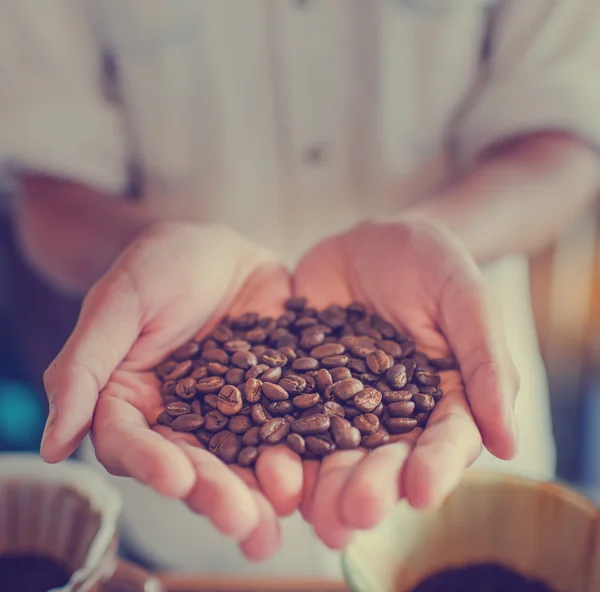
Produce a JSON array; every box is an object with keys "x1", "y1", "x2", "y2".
[{"x1": 40, "y1": 405, "x2": 58, "y2": 455}]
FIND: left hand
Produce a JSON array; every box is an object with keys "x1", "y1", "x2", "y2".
[{"x1": 293, "y1": 218, "x2": 519, "y2": 549}]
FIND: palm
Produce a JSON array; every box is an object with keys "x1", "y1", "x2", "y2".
[{"x1": 293, "y1": 220, "x2": 519, "y2": 548}]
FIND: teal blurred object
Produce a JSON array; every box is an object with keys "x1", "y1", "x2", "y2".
[{"x1": 0, "y1": 380, "x2": 45, "y2": 451}]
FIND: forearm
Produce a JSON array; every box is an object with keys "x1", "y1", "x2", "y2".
[
  {"x1": 409, "y1": 133, "x2": 600, "y2": 264},
  {"x1": 12, "y1": 173, "x2": 156, "y2": 295}
]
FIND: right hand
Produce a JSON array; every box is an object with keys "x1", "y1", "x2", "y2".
[{"x1": 41, "y1": 222, "x2": 301, "y2": 561}]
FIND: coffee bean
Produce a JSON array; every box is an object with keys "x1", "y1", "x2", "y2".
[
  {"x1": 411, "y1": 352, "x2": 430, "y2": 367},
  {"x1": 251, "y1": 345, "x2": 268, "y2": 358},
  {"x1": 261, "y1": 382, "x2": 289, "y2": 402},
  {"x1": 203, "y1": 348, "x2": 229, "y2": 365},
  {"x1": 305, "y1": 435, "x2": 336, "y2": 456},
  {"x1": 293, "y1": 393, "x2": 321, "y2": 409},
  {"x1": 191, "y1": 366, "x2": 210, "y2": 380},
  {"x1": 204, "y1": 410, "x2": 229, "y2": 432},
  {"x1": 225, "y1": 367, "x2": 246, "y2": 386},
  {"x1": 376, "y1": 340, "x2": 403, "y2": 359},
  {"x1": 310, "y1": 343, "x2": 345, "y2": 359},
  {"x1": 349, "y1": 337, "x2": 377, "y2": 359},
  {"x1": 196, "y1": 376, "x2": 226, "y2": 395},
  {"x1": 292, "y1": 414, "x2": 331, "y2": 435},
  {"x1": 244, "y1": 328, "x2": 266, "y2": 345},
  {"x1": 232, "y1": 312, "x2": 258, "y2": 331},
  {"x1": 231, "y1": 350, "x2": 257, "y2": 370},
  {"x1": 333, "y1": 378, "x2": 364, "y2": 401},
  {"x1": 287, "y1": 433, "x2": 306, "y2": 455},
  {"x1": 259, "y1": 316, "x2": 277, "y2": 331},
  {"x1": 251, "y1": 404, "x2": 271, "y2": 425},
  {"x1": 354, "y1": 320, "x2": 383, "y2": 341},
  {"x1": 239, "y1": 403, "x2": 252, "y2": 416},
  {"x1": 157, "y1": 411, "x2": 173, "y2": 426},
  {"x1": 362, "y1": 429, "x2": 390, "y2": 449},
  {"x1": 260, "y1": 417, "x2": 291, "y2": 444},
  {"x1": 202, "y1": 338, "x2": 220, "y2": 351},
  {"x1": 175, "y1": 377, "x2": 197, "y2": 400},
  {"x1": 166, "y1": 401, "x2": 191, "y2": 417},
  {"x1": 209, "y1": 431, "x2": 241, "y2": 464},
  {"x1": 165, "y1": 360, "x2": 193, "y2": 381},
  {"x1": 277, "y1": 311, "x2": 296, "y2": 328},
  {"x1": 172, "y1": 341, "x2": 201, "y2": 362},
  {"x1": 244, "y1": 378, "x2": 263, "y2": 403},
  {"x1": 285, "y1": 297, "x2": 307, "y2": 311},
  {"x1": 195, "y1": 429, "x2": 211, "y2": 446},
  {"x1": 323, "y1": 401, "x2": 345, "y2": 418},
  {"x1": 171, "y1": 413, "x2": 205, "y2": 432},
  {"x1": 347, "y1": 358, "x2": 368, "y2": 374},
  {"x1": 288, "y1": 357, "x2": 316, "y2": 372},
  {"x1": 207, "y1": 362, "x2": 229, "y2": 376},
  {"x1": 237, "y1": 446, "x2": 259, "y2": 467},
  {"x1": 266, "y1": 400, "x2": 294, "y2": 416},
  {"x1": 374, "y1": 379, "x2": 391, "y2": 393},
  {"x1": 318, "y1": 305, "x2": 347, "y2": 329},
  {"x1": 224, "y1": 340, "x2": 252, "y2": 354},
  {"x1": 217, "y1": 385, "x2": 243, "y2": 415},
  {"x1": 315, "y1": 368, "x2": 333, "y2": 392},
  {"x1": 353, "y1": 387, "x2": 383, "y2": 412},
  {"x1": 211, "y1": 325, "x2": 234, "y2": 343},
  {"x1": 414, "y1": 412, "x2": 430, "y2": 427},
  {"x1": 353, "y1": 413, "x2": 379, "y2": 434},
  {"x1": 386, "y1": 417, "x2": 418, "y2": 434},
  {"x1": 203, "y1": 394, "x2": 219, "y2": 409},
  {"x1": 372, "y1": 314, "x2": 396, "y2": 339},
  {"x1": 383, "y1": 390, "x2": 413, "y2": 404},
  {"x1": 372, "y1": 402, "x2": 384, "y2": 417},
  {"x1": 388, "y1": 401, "x2": 415, "y2": 417},
  {"x1": 261, "y1": 349, "x2": 288, "y2": 367},
  {"x1": 401, "y1": 358, "x2": 417, "y2": 383},
  {"x1": 245, "y1": 364, "x2": 269, "y2": 380},
  {"x1": 429, "y1": 356, "x2": 457, "y2": 371},
  {"x1": 160, "y1": 380, "x2": 177, "y2": 398},
  {"x1": 400, "y1": 340, "x2": 415, "y2": 356},
  {"x1": 321, "y1": 355, "x2": 349, "y2": 368},
  {"x1": 300, "y1": 329, "x2": 325, "y2": 349},
  {"x1": 347, "y1": 301, "x2": 367, "y2": 319},
  {"x1": 303, "y1": 374, "x2": 316, "y2": 393},
  {"x1": 330, "y1": 416, "x2": 361, "y2": 449},
  {"x1": 386, "y1": 364, "x2": 408, "y2": 389},
  {"x1": 258, "y1": 366, "x2": 282, "y2": 383},
  {"x1": 156, "y1": 360, "x2": 177, "y2": 379},
  {"x1": 415, "y1": 366, "x2": 441, "y2": 386},
  {"x1": 299, "y1": 404, "x2": 325, "y2": 419},
  {"x1": 242, "y1": 426, "x2": 261, "y2": 447},
  {"x1": 413, "y1": 393, "x2": 436, "y2": 412},
  {"x1": 228, "y1": 415, "x2": 253, "y2": 435},
  {"x1": 269, "y1": 327, "x2": 289, "y2": 343},
  {"x1": 278, "y1": 346, "x2": 298, "y2": 362},
  {"x1": 295, "y1": 317, "x2": 319, "y2": 331},
  {"x1": 276, "y1": 333, "x2": 299, "y2": 349},
  {"x1": 162, "y1": 395, "x2": 181, "y2": 406},
  {"x1": 366, "y1": 349, "x2": 393, "y2": 374},
  {"x1": 279, "y1": 374, "x2": 307, "y2": 395},
  {"x1": 360, "y1": 372, "x2": 380, "y2": 384}
]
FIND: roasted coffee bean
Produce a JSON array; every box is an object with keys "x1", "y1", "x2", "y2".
[
  {"x1": 318, "y1": 305, "x2": 347, "y2": 329},
  {"x1": 353, "y1": 413, "x2": 379, "y2": 434},
  {"x1": 347, "y1": 301, "x2": 367, "y2": 320},
  {"x1": 203, "y1": 348, "x2": 229, "y2": 365},
  {"x1": 289, "y1": 357, "x2": 317, "y2": 372},
  {"x1": 258, "y1": 366, "x2": 282, "y2": 383},
  {"x1": 279, "y1": 374, "x2": 307, "y2": 394},
  {"x1": 329, "y1": 367, "x2": 352, "y2": 382},
  {"x1": 285, "y1": 297, "x2": 307, "y2": 311},
  {"x1": 374, "y1": 379, "x2": 392, "y2": 393},
  {"x1": 400, "y1": 340, "x2": 415, "y2": 356},
  {"x1": 303, "y1": 374, "x2": 317, "y2": 393},
  {"x1": 260, "y1": 417, "x2": 291, "y2": 444},
  {"x1": 207, "y1": 362, "x2": 229, "y2": 376},
  {"x1": 239, "y1": 403, "x2": 252, "y2": 416},
  {"x1": 242, "y1": 426, "x2": 261, "y2": 447},
  {"x1": 190, "y1": 400, "x2": 203, "y2": 415},
  {"x1": 376, "y1": 340, "x2": 403, "y2": 359},
  {"x1": 204, "y1": 410, "x2": 229, "y2": 432},
  {"x1": 413, "y1": 393, "x2": 436, "y2": 412},
  {"x1": 231, "y1": 350, "x2": 257, "y2": 370},
  {"x1": 165, "y1": 360, "x2": 193, "y2": 381},
  {"x1": 203, "y1": 394, "x2": 219, "y2": 409},
  {"x1": 277, "y1": 311, "x2": 296, "y2": 328},
  {"x1": 237, "y1": 446, "x2": 259, "y2": 467},
  {"x1": 175, "y1": 377, "x2": 197, "y2": 400},
  {"x1": 232, "y1": 312, "x2": 258, "y2": 330},
  {"x1": 225, "y1": 367, "x2": 246, "y2": 386},
  {"x1": 211, "y1": 325, "x2": 234, "y2": 343},
  {"x1": 362, "y1": 429, "x2": 390, "y2": 449},
  {"x1": 305, "y1": 435, "x2": 336, "y2": 456},
  {"x1": 429, "y1": 356, "x2": 457, "y2": 371},
  {"x1": 354, "y1": 319, "x2": 382, "y2": 340},
  {"x1": 431, "y1": 387, "x2": 444, "y2": 402},
  {"x1": 217, "y1": 385, "x2": 243, "y2": 415},
  {"x1": 251, "y1": 404, "x2": 270, "y2": 425},
  {"x1": 353, "y1": 387, "x2": 383, "y2": 412},
  {"x1": 278, "y1": 346, "x2": 298, "y2": 362},
  {"x1": 166, "y1": 401, "x2": 191, "y2": 417},
  {"x1": 251, "y1": 345, "x2": 268, "y2": 359},
  {"x1": 349, "y1": 337, "x2": 377, "y2": 358},
  {"x1": 415, "y1": 412, "x2": 430, "y2": 427},
  {"x1": 160, "y1": 380, "x2": 177, "y2": 398},
  {"x1": 366, "y1": 349, "x2": 393, "y2": 374},
  {"x1": 191, "y1": 366, "x2": 210, "y2": 380},
  {"x1": 266, "y1": 401, "x2": 294, "y2": 416},
  {"x1": 347, "y1": 358, "x2": 368, "y2": 374},
  {"x1": 261, "y1": 348, "x2": 288, "y2": 367},
  {"x1": 275, "y1": 333, "x2": 299, "y2": 349},
  {"x1": 171, "y1": 413, "x2": 205, "y2": 432},
  {"x1": 246, "y1": 328, "x2": 268, "y2": 344},
  {"x1": 360, "y1": 372, "x2": 380, "y2": 384},
  {"x1": 245, "y1": 364, "x2": 269, "y2": 380},
  {"x1": 388, "y1": 401, "x2": 416, "y2": 417},
  {"x1": 323, "y1": 401, "x2": 345, "y2": 419},
  {"x1": 172, "y1": 341, "x2": 201, "y2": 362},
  {"x1": 315, "y1": 368, "x2": 333, "y2": 392},
  {"x1": 383, "y1": 390, "x2": 413, "y2": 404},
  {"x1": 224, "y1": 340, "x2": 252, "y2": 354},
  {"x1": 372, "y1": 402, "x2": 384, "y2": 417},
  {"x1": 415, "y1": 366, "x2": 441, "y2": 386},
  {"x1": 292, "y1": 414, "x2": 331, "y2": 435},
  {"x1": 299, "y1": 404, "x2": 325, "y2": 419},
  {"x1": 293, "y1": 392, "x2": 320, "y2": 409},
  {"x1": 258, "y1": 316, "x2": 277, "y2": 331},
  {"x1": 209, "y1": 431, "x2": 241, "y2": 464},
  {"x1": 287, "y1": 433, "x2": 306, "y2": 455},
  {"x1": 310, "y1": 343, "x2": 345, "y2": 359},
  {"x1": 195, "y1": 429, "x2": 211, "y2": 446},
  {"x1": 411, "y1": 352, "x2": 430, "y2": 367},
  {"x1": 261, "y1": 382, "x2": 289, "y2": 402},
  {"x1": 228, "y1": 415, "x2": 253, "y2": 435},
  {"x1": 333, "y1": 378, "x2": 364, "y2": 401},
  {"x1": 386, "y1": 364, "x2": 408, "y2": 389},
  {"x1": 269, "y1": 328, "x2": 289, "y2": 343},
  {"x1": 343, "y1": 406, "x2": 362, "y2": 420},
  {"x1": 300, "y1": 329, "x2": 325, "y2": 349},
  {"x1": 330, "y1": 416, "x2": 361, "y2": 449},
  {"x1": 386, "y1": 417, "x2": 418, "y2": 434},
  {"x1": 202, "y1": 338, "x2": 220, "y2": 351},
  {"x1": 162, "y1": 394, "x2": 181, "y2": 406},
  {"x1": 400, "y1": 358, "x2": 417, "y2": 383},
  {"x1": 156, "y1": 360, "x2": 177, "y2": 378},
  {"x1": 371, "y1": 314, "x2": 396, "y2": 339},
  {"x1": 196, "y1": 376, "x2": 226, "y2": 395},
  {"x1": 294, "y1": 316, "x2": 319, "y2": 330},
  {"x1": 321, "y1": 355, "x2": 349, "y2": 368},
  {"x1": 244, "y1": 378, "x2": 263, "y2": 403},
  {"x1": 157, "y1": 411, "x2": 173, "y2": 426}
]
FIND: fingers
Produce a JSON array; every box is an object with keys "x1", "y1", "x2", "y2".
[
  {"x1": 340, "y1": 435, "x2": 419, "y2": 530},
  {"x1": 255, "y1": 446, "x2": 303, "y2": 517},
  {"x1": 311, "y1": 450, "x2": 366, "y2": 549},
  {"x1": 92, "y1": 397, "x2": 196, "y2": 498},
  {"x1": 439, "y1": 268, "x2": 519, "y2": 460},
  {"x1": 239, "y1": 490, "x2": 282, "y2": 562},
  {"x1": 299, "y1": 460, "x2": 320, "y2": 523},
  {"x1": 402, "y1": 381, "x2": 482, "y2": 509}
]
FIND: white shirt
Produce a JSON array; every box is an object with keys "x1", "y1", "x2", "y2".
[{"x1": 2, "y1": 0, "x2": 600, "y2": 578}]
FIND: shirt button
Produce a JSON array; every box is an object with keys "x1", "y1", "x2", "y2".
[{"x1": 303, "y1": 144, "x2": 327, "y2": 166}]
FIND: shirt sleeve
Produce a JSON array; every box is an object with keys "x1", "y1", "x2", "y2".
[
  {"x1": 454, "y1": 0, "x2": 600, "y2": 168},
  {"x1": 0, "y1": 1, "x2": 127, "y2": 194}
]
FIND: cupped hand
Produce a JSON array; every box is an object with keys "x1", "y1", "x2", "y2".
[
  {"x1": 293, "y1": 218, "x2": 520, "y2": 549},
  {"x1": 41, "y1": 222, "x2": 302, "y2": 561}
]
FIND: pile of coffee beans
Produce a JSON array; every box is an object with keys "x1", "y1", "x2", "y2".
[
  {"x1": 410, "y1": 564, "x2": 555, "y2": 592},
  {"x1": 154, "y1": 299, "x2": 456, "y2": 466}
]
